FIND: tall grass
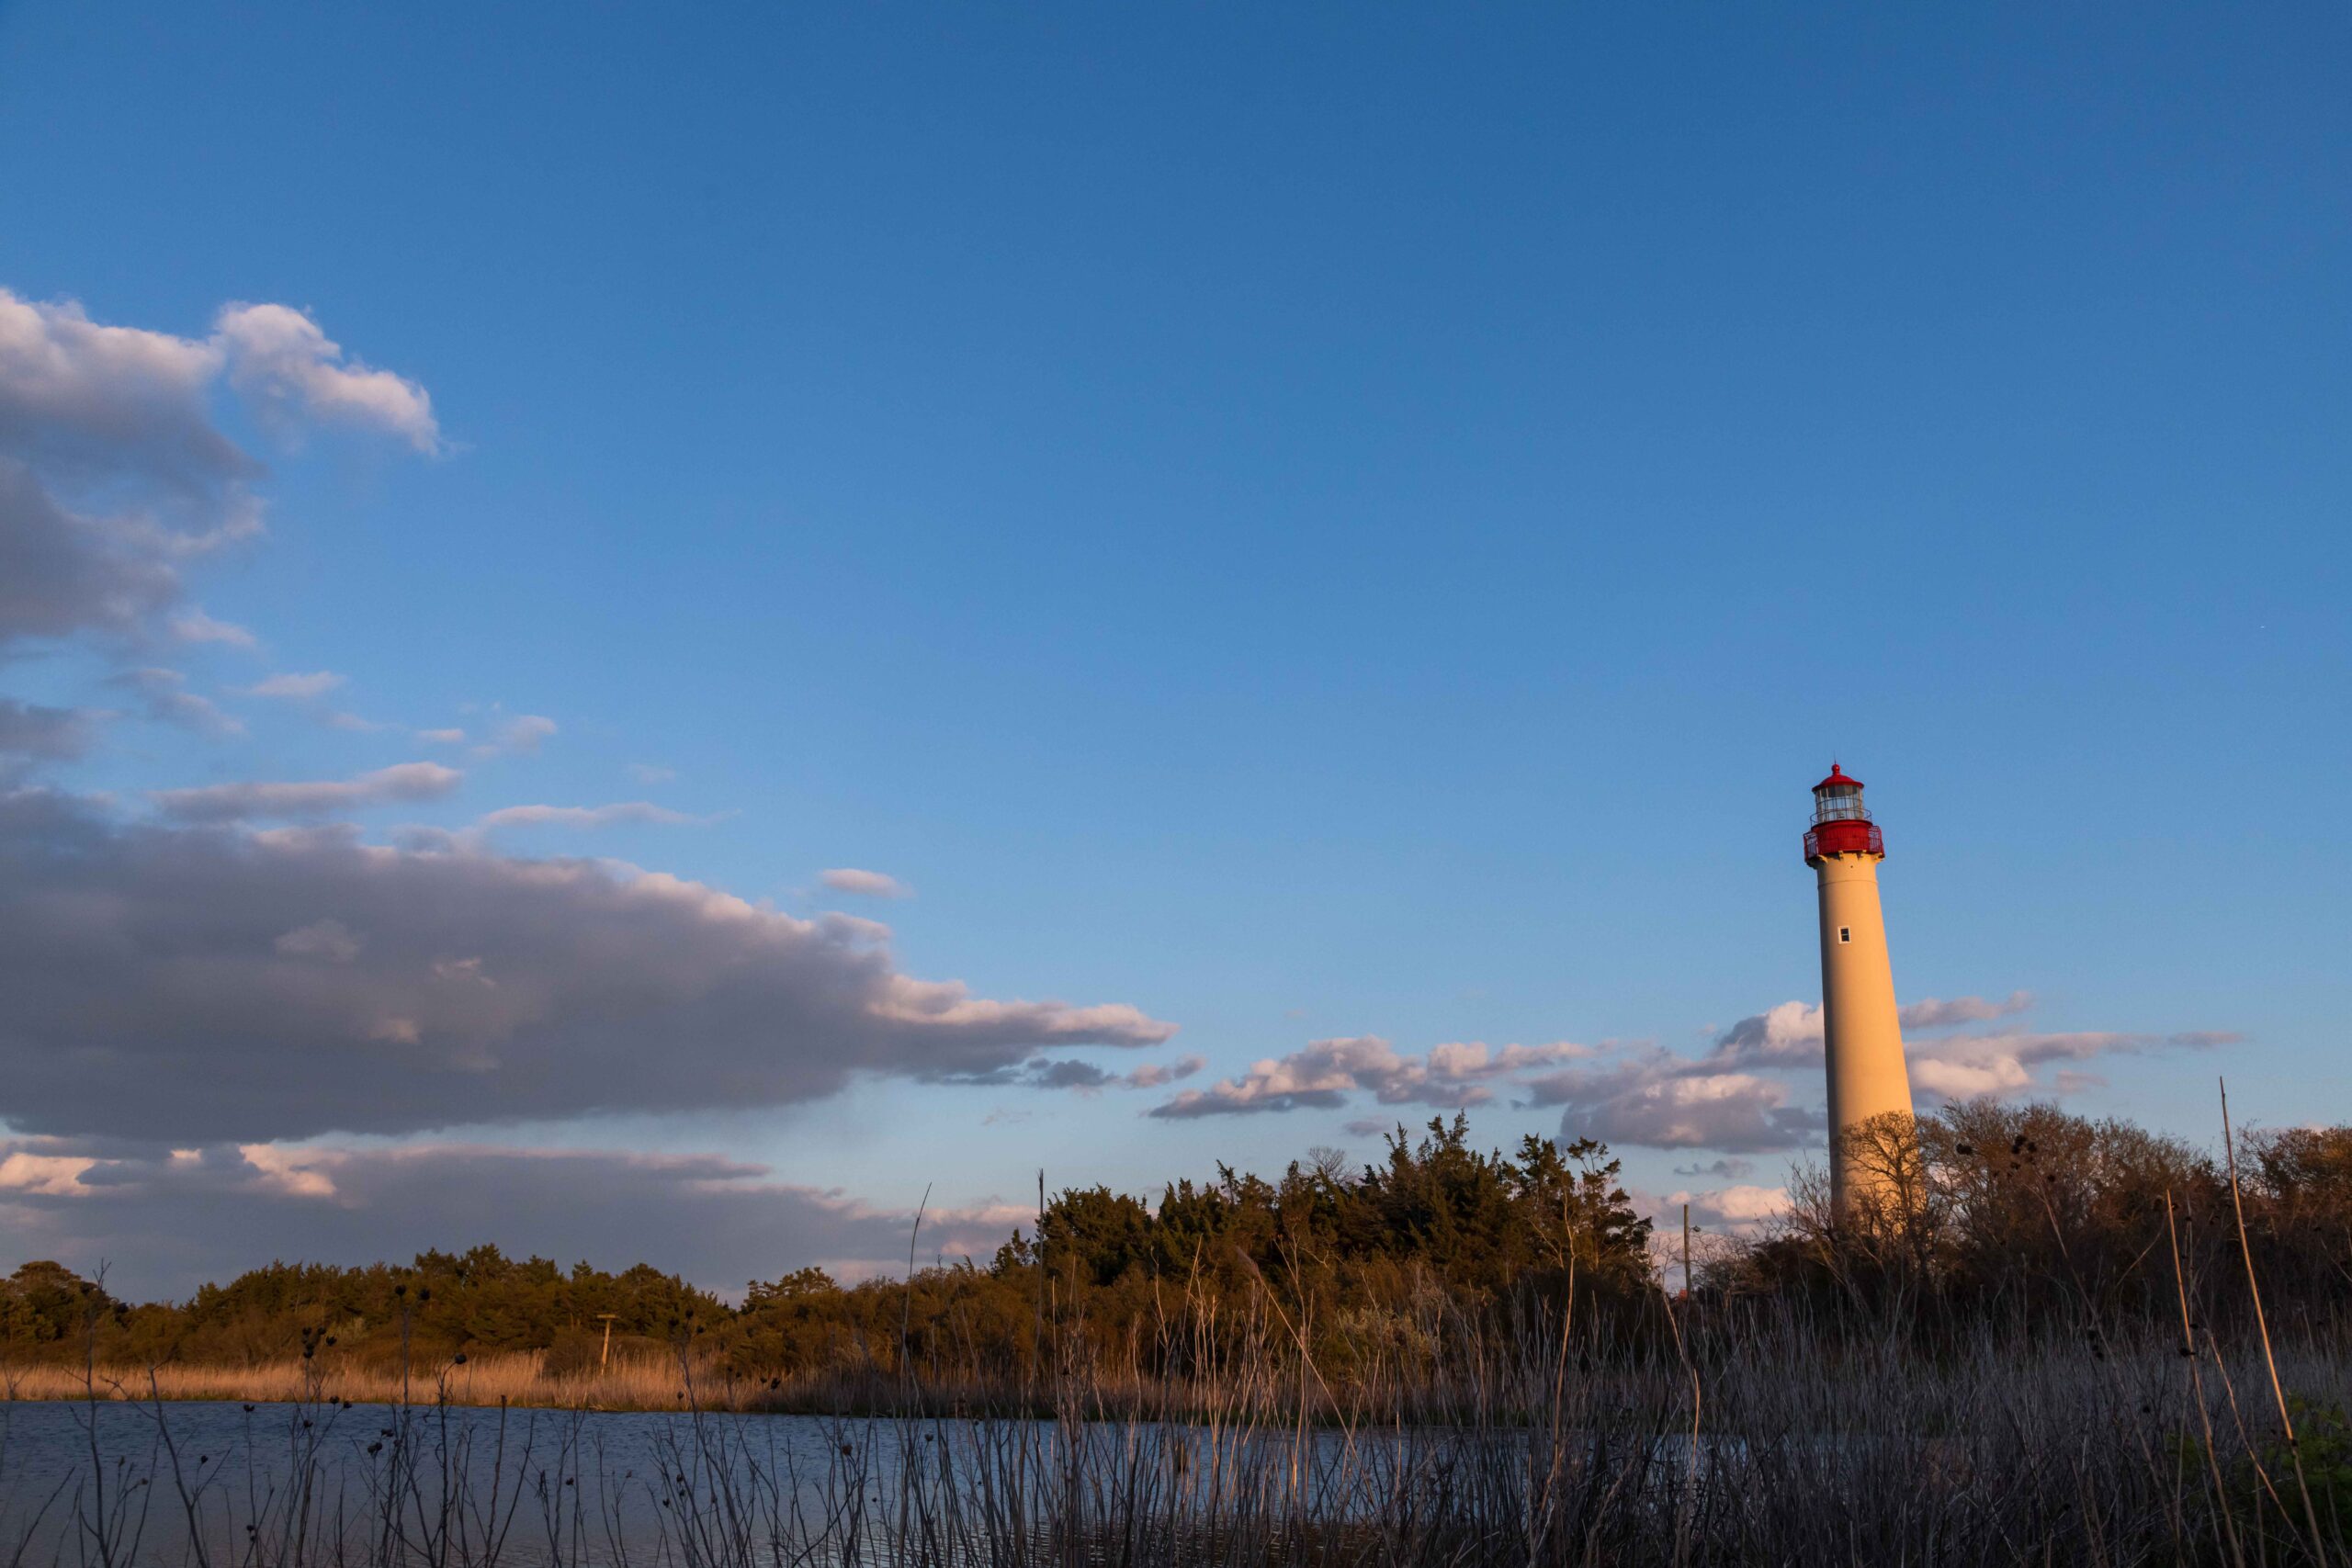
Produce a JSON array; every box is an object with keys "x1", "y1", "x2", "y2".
[
  {"x1": 5, "y1": 1292, "x2": 2346, "y2": 1565},
  {"x1": 7, "y1": 1095, "x2": 2347, "y2": 1562}
]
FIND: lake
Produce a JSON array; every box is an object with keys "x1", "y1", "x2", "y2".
[{"x1": 0, "y1": 1396, "x2": 1500, "y2": 1564}]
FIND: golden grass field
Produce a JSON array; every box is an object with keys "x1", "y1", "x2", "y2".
[{"x1": 0, "y1": 1352, "x2": 782, "y2": 1412}]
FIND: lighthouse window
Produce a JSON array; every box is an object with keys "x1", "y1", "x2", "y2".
[{"x1": 1838, "y1": 927, "x2": 1852, "y2": 943}]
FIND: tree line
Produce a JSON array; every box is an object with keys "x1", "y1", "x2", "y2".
[{"x1": 5, "y1": 1106, "x2": 2346, "y2": 1386}]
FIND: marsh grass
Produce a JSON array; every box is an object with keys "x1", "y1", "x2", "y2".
[
  {"x1": 5, "y1": 1296, "x2": 2348, "y2": 1566},
  {"x1": 6, "y1": 1097, "x2": 2348, "y2": 1561}
]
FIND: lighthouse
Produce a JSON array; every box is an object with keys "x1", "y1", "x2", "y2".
[{"x1": 1803, "y1": 763, "x2": 1916, "y2": 1213}]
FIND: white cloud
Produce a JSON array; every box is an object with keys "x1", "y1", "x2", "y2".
[
  {"x1": 214, "y1": 303, "x2": 440, "y2": 453},
  {"x1": 246, "y1": 670, "x2": 346, "y2": 700},
  {"x1": 628, "y1": 762, "x2": 679, "y2": 784},
  {"x1": 1536, "y1": 994, "x2": 2234, "y2": 1154},
  {"x1": 821, "y1": 867, "x2": 910, "y2": 898},
  {"x1": 1656, "y1": 1183, "x2": 1792, "y2": 1233},
  {"x1": 474, "y1": 802, "x2": 701, "y2": 831},
  {"x1": 107, "y1": 666, "x2": 245, "y2": 738},
  {"x1": 978, "y1": 1053, "x2": 1206, "y2": 1093},
  {"x1": 1531, "y1": 1055, "x2": 1819, "y2": 1152},
  {"x1": 1149, "y1": 1035, "x2": 1588, "y2": 1119},
  {"x1": 151, "y1": 761, "x2": 461, "y2": 822},
  {"x1": 167, "y1": 608, "x2": 258, "y2": 649},
  {"x1": 0, "y1": 289, "x2": 237, "y2": 486},
  {"x1": 0, "y1": 288, "x2": 431, "y2": 650},
  {"x1": 0, "y1": 1150, "x2": 98, "y2": 1197},
  {"x1": 275, "y1": 918, "x2": 364, "y2": 964},
  {"x1": 1121, "y1": 1054, "x2": 1207, "y2": 1089},
  {"x1": 236, "y1": 1142, "x2": 340, "y2": 1200},
  {"x1": 1428, "y1": 1039, "x2": 1591, "y2": 1077},
  {"x1": 1702, "y1": 1001, "x2": 1825, "y2": 1069},
  {"x1": 1673, "y1": 1156, "x2": 1756, "y2": 1180},
  {"x1": 416, "y1": 728, "x2": 467, "y2": 745},
  {"x1": 1906, "y1": 1028, "x2": 2235, "y2": 1102},
  {"x1": 1902, "y1": 991, "x2": 2035, "y2": 1032},
  {"x1": 471, "y1": 713, "x2": 558, "y2": 756},
  {"x1": 1701, "y1": 993, "x2": 2040, "y2": 1073}
]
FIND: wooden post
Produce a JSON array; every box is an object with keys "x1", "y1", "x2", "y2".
[{"x1": 597, "y1": 1313, "x2": 618, "y2": 1370}]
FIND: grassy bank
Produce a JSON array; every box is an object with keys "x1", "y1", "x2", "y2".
[{"x1": 2, "y1": 1351, "x2": 725, "y2": 1412}]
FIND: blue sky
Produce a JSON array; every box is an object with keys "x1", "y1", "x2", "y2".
[{"x1": 0, "y1": 1, "x2": 2345, "y2": 1296}]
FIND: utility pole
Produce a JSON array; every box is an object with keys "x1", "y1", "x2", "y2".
[
  {"x1": 596, "y1": 1313, "x2": 618, "y2": 1371},
  {"x1": 1681, "y1": 1203, "x2": 1691, "y2": 1303}
]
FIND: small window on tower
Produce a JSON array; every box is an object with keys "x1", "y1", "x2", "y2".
[{"x1": 1838, "y1": 926, "x2": 1852, "y2": 943}]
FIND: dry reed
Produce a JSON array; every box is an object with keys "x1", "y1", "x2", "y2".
[{"x1": 3, "y1": 1306, "x2": 2346, "y2": 1566}]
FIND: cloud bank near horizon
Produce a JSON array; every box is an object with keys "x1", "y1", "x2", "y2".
[
  {"x1": 0, "y1": 1136, "x2": 1024, "y2": 1303},
  {"x1": 0, "y1": 788, "x2": 1177, "y2": 1145}
]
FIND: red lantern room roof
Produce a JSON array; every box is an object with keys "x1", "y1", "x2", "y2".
[{"x1": 1804, "y1": 761, "x2": 1882, "y2": 862}]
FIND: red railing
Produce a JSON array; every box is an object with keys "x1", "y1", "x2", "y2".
[{"x1": 1804, "y1": 821, "x2": 1884, "y2": 861}]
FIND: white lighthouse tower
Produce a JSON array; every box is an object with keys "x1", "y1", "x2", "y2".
[{"x1": 1803, "y1": 763, "x2": 1916, "y2": 1213}]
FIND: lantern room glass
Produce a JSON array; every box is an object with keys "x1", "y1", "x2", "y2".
[{"x1": 1812, "y1": 784, "x2": 1870, "y2": 824}]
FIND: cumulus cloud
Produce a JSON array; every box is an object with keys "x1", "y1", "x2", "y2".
[
  {"x1": 213, "y1": 304, "x2": 440, "y2": 453},
  {"x1": 821, "y1": 868, "x2": 910, "y2": 898},
  {"x1": 107, "y1": 666, "x2": 245, "y2": 738},
  {"x1": 1702, "y1": 1001, "x2": 1825, "y2": 1070},
  {"x1": 1540, "y1": 994, "x2": 2232, "y2": 1154},
  {"x1": 1702, "y1": 997, "x2": 2234, "y2": 1108},
  {"x1": 0, "y1": 1148, "x2": 101, "y2": 1198},
  {"x1": 1149, "y1": 1035, "x2": 1588, "y2": 1119},
  {"x1": 967, "y1": 1053, "x2": 1206, "y2": 1093},
  {"x1": 0, "y1": 289, "x2": 431, "y2": 650},
  {"x1": 0, "y1": 1137, "x2": 1021, "y2": 1302},
  {"x1": 1700, "y1": 993, "x2": 2038, "y2": 1074},
  {"x1": 151, "y1": 761, "x2": 460, "y2": 822},
  {"x1": 1528, "y1": 1054, "x2": 1822, "y2": 1152},
  {"x1": 1654, "y1": 1183, "x2": 1792, "y2": 1234},
  {"x1": 1673, "y1": 1156, "x2": 1756, "y2": 1180},
  {"x1": 1, "y1": 458, "x2": 192, "y2": 645},
  {"x1": 474, "y1": 802, "x2": 701, "y2": 832},
  {"x1": 0, "y1": 290, "x2": 244, "y2": 491},
  {"x1": 0, "y1": 698, "x2": 99, "y2": 761},
  {"x1": 480, "y1": 714, "x2": 557, "y2": 755},
  {"x1": 1122, "y1": 1054, "x2": 1207, "y2": 1089},
  {"x1": 0, "y1": 790, "x2": 1176, "y2": 1144},
  {"x1": 1906, "y1": 1028, "x2": 2236, "y2": 1101},
  {"x1": 1902, "y1": 991, "x2": 2035, "y2": 1032},
  {"x1": 275, "y1": 918, "x2": 364, "y2": 964},
  {"x1": 167, "y1": 608, "x2": 258, "y2": 649},
  {"x1": 246, "y1": 670, "x2": 346, "y2": 700}
]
